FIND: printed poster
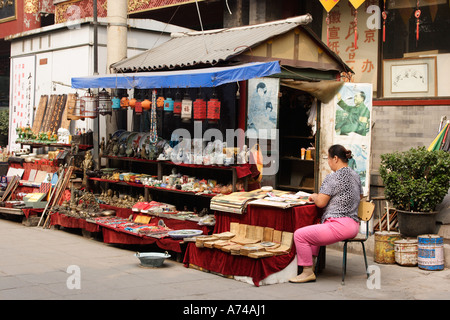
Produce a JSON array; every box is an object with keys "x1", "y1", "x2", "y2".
[
  {"x1": 333, "y1": 82, "x2": 372, "y2": 196},
  {"x1": 10, "y1": 56, "x2": 36, "y2": 151},
  {"x1": 246, "y1": 77, "x2": 279, "y2": 140}
]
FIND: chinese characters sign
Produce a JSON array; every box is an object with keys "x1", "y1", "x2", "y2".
[
  {"x1": 10, "y1": 56, "x2": 35, "y2": 151},
  {"x1": 321, "y1": 0, "x2": 379, "y2": 90}
]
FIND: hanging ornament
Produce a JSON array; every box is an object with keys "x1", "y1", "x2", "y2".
[
  {"x1": 181, "y1": 90, "x2": 193, "y2": 123},
  {"x1": 382, "y1": 0, "x2": 387, "y2": 42},
  {"x1": 80, "y1": 89, "x2": 98, "y2": 119},
  {"x1": 164, "y1": 89, "x2": 174, "y2": 113},
  {"x1": 120, "y1": 96, "x2": 129, "y2": 109},
  {"x1": 349, "y1": 0, "x2": 365, "y2": 50},
  {"x1": 149, "y1": 89, "x2": 158, "y2": 144},
  {"x1": 319, "y1": 0, "x2": 341, "y2": 47},
  {"x1": 193, "y1": 88, "x2": 207, "y2": 121},
  {"x1": 112, "y1": 93, "x2": 121, "y2": 110},
  {"x1": 141, "y1": 98, "x2": 151, "y2": 111},
  {"x1": 98, "y1": 88, "x2": 112, "y2": 116},
  {"x1": 415, "y1": 0, "x2": 421, "y2": 46},
  {"x1": 134, "y1": 100, "x2": 143, "y2": 115},
  {"x1": 157, "y1": 89, "x2": 165, "y2": 108},
  {"x1": 129, "y1": 97, "x2": 137, "y2": 110},
  {"x1": 207, "y1": 88, "x2": 221, "y2": 123},
  {"x1": 173, "y1": 88, "x2": 182, "y2": 117}
]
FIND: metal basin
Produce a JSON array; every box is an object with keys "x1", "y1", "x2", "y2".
[{"x1": 135, "y1": 252, "x2": 171, "y2": 268}]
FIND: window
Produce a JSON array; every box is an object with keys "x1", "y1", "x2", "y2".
[{"x1": 383, "y1": 0, "x2": 450, "y2": 59}]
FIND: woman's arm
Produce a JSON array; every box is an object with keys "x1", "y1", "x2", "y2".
[{"x1": 308, "y1": 193, "x2": 331, "y2": 208}]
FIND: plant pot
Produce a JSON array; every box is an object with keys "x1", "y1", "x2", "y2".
[{"x1": 396, "y1": 209, "x2": 437, "y2": 237}]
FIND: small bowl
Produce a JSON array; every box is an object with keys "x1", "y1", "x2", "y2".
[{"x1": 135, "y1": 252, "x2": 171, "y2": 268}]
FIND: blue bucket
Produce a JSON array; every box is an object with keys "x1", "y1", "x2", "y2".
[{"x1": 418, "y1": 234, "x2": 444, "y2": 271}]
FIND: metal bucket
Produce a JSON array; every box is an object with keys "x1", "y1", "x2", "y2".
[
  {"x1": 418, "y1": 234, "x2": 444, "y2": 271},
  {"x1": 374, "y1": 231, "x2": 402, "y2": 264},
  {"x1": 394, "y1": 239, "x2": 418, "y2": 266}
]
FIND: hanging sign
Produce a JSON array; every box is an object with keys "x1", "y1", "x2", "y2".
[
  {"x1": 319, "y1": 0, "x2": 341, "y2": 12},
  {"x1": 348, "y1": 0, "x2": 365, "y2": 9}
]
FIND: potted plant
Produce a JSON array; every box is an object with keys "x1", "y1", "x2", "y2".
[{"x1": 379, "y1": 146, "x2": 450, "y2": 237}]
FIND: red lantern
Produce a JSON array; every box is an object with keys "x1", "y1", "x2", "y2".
[
  {"x1": 135, "y1": 100, "x2": 143, "y2": 115},
  {"x1": 193, "y1": 90, "x2": 206, "y2": 121},
  {"x1": 173, "y1": 89, "x2": 182, "y2": 117},
  {"x1": 207, "y1": 91, "x2": 221, "y2": 122}
]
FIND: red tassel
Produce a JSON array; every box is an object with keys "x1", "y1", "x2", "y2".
[
  {"x1": 354, "y1": 11, "x2": 358, "y2": 49},
  {"x1": 326, "y1": 13, "x2": 330, "y2": 47}
]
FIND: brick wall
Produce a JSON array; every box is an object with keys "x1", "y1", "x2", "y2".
[{"x1": 370, "y1": 103, "x2": 450, "y2": 193}]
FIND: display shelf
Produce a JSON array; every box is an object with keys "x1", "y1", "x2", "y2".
[
  {"x1": 89, "y1": 177, "x2": 220, "y2": 198},
  {"x1": 19, "y1": 142, "x2": 93, "y2": 151},
  {"x1": 101, "y1": 155, "x2": 245, "y2": 192},
  {"x1": 280, "y1": 156, "x2": 314, "y2": 162}
]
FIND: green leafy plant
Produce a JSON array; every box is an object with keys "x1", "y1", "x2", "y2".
[
  {"x1": 0, "y1": 109, "x2": 8, "y2": 146},
  {"x1": 379, "y1": 146, "x2": 450, "y2": 212}
]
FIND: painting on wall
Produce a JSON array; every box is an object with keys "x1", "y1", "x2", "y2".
[
  {"x1": 246, "y1": 77, "x2": 279, "y2": 140},
  {"x1": 383, "y1": 57, "x2": 437, "y2": 98}
]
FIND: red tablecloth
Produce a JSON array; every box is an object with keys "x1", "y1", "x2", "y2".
[
  {"x1": 49, "y1": 204, "x2": 212, "y2": 253},
  {"x1": 22, "y1": 208, "x2": 44, "y2": 219},
  {"x1": 183, "y1": 204, "x2": 320, "y2": 286},
  {"x1": 50, "y1": 212, "x2": 101, "y2": 232}
]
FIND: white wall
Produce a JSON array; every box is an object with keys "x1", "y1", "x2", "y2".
[{"x1": 8, "y1": 20, "x2": 183, "y2": 150}]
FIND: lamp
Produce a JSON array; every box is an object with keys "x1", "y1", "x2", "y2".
[
  {"x1": 193, "y1": 88, "x2": 206, "y2": 121},
  {"x1": 98, "y1": 88, "x2": 112, "y2": 115},
  {"x1": 181, "y1": 90, "x2": 192, "y2": 123},
  {"x1": 80, "y1": 89, "x2": 98, "y2": 119},
  {"x1": 207, "y1": 89, "x2": 221, "y2": 123}
]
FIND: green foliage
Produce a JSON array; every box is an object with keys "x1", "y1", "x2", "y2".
[
  {"x1": 380, "y1": 147, "x2": 450, "y2": 212},
  {"x1": 0, "y1": 109, "x2": 8, "y2": 137}
]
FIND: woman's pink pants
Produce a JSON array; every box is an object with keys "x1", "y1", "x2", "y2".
[{"x1": 293, "y1": 217, "x2": 359, "y2": 266}]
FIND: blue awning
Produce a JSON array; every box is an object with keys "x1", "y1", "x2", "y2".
[{"x1": 71, "y1": 61, "x2": 281, "y2": 89}]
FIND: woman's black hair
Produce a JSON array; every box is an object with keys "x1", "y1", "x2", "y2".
[{"x1": 328, "y1": 144, "x2": 352, "y2": 163}]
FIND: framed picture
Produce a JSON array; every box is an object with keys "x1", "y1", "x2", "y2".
[
  {"x1": 383, "y1": 57, "x2": 437, "y2": 98},
  {"x1": 246, "y1": 77, "x2": 279, "y2": 140},
  {"x1": 0, "y1": 0, "x2": 16, "y2": 24}
]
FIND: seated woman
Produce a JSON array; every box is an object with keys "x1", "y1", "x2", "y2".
[{"x1": 290, "y1": 144, "x2": 363, "y2": 283}]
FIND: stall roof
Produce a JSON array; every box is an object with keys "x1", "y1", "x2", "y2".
[
  {"x1": 71, "y1": 61, "x2": 281, "y2": 89},
  {"x1": 110, "y1": 14, "x2": 315, "y2": 73}
]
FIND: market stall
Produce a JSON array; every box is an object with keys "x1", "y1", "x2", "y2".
[
  {"x1": 184, "y1": 203, "x2": 320, "y2": 286},
  {"x1": 0, "y1": 15, "x2": 354, "y2": 285}
]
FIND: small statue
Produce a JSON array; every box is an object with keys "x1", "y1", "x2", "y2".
[
  {"x1": 82, "y1": 150, "x2": 93, "y2": 187},
  {"x1": 99, "y1": 137, "x2": 105, "y2": 157}
]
